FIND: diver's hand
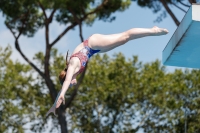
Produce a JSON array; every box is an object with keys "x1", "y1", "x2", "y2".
[
  {"x1": 70, "y1": 79, "x2": 77, "y2": 86},
  {"x1": 56, "y1": 93, "x2": 65, "y2": 108}
]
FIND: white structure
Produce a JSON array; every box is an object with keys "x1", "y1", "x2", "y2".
[{"x1": 162, "y1": 4, "x2": 200, "y2": 68}]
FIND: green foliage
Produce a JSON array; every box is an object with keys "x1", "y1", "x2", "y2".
[
  {"x1": 132, "y1": 0, "x2": 176, "y2": 13},
  {"x1": 0, "y1": 0, "x2": 43, "y2": 37},
  {"x1": 0, "y1": 1, "x2": 132, "y2": 132},
  {"x1": 0, "y1": 45, "x2": 51, "y2": 132},
  {"x1": 66, "y1": 53, "x2": 200, "y2": 133},
  {"x1": 1, "y1": 45, "x2": 200, "y2": 132},
  {"x1": 0, "y1": 45, "x2": 31, "y2": 132},
  {"x1": 0, "y1": 0, "x2": 131, "y2": 37}
]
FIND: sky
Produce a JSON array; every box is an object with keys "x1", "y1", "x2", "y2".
[{"x1": 0, "y1": 2, "x2": 190, "y2": 73}]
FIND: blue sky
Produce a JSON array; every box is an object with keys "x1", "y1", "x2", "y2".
[{"x1": 0, "y1": 2, "x2": 189, "y2": 72}]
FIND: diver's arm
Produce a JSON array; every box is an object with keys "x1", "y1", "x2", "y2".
[
  {"x1": 45, "y1": 59, "x2": 79, "y2": 116},
  {"x1": 56, "y1": 64, "x2": 76, "y2": 108},
  {"x1": 45, "y1": 64, "x2": 76, "y2": 117},
  {"x1": 61, "y1": 65, "x2": 76, "y2": 95}
]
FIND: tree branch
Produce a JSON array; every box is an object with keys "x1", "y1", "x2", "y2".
[
  {"x1": 172, "y1": 3, "x2": 187, "y2": 13},
  {"x1": 10, "y1": 13, "x2": 28, "y2": 24},
  {"x1": 5, "y1": 11, "x2": 30, "y2": 39},
  {"x1": 15, "y1": 12, "x2": 45, "y2": 78},
  {"x1": 5, "y1": 15, "x2": 45, "y2": 79},
  {"x1": 44, "y1": 22, "x2": 50, "y2": 46},
  {"x1": 6, "y1": 11, "x2": 58, "y2": 101},
  {"x1": 37, "y1": 0, "x2": 47, "y2": 20},
  {"x1": 37, "y1": 5, "x2": 59, "y2": 100},
  {"x1": 50, "y1": 22, "x2": 78, "y2": 47},
  {"x1": 68, "y1": 8, "x2": 84, "y2": 42},
  {"x1": 178, "y1": 0, "x2": 191, "y2": 7},
  {"x1": 17, "y1": 13, "x2": 30, "y2": 40},
  {"x1": 15, "y1": 38, "x2": 57, "y2": 100},
  {"x1": 44, "y1": 15, "x2": 50, "y2": 78},
  {"x1": 14, "y1": 40, "x2": 45, "y2": 79},
  {"x1": 37, "y1": 0, "x2": 49, "y2": 46},
  {"x1": 50, "y1": 0, "x2": 109, "y2": 47},
  {"x1": 49, "y1": 9, "x2": 57, "y2": 23},
  {"x1": 5, "y1": 23, "x2": 17, "y2": 39},
  {"x1": 79, "y1": 23, "x2": 84, "y2": 42},
  {"x1": 38, "y1": 7, "x2": 57, "y2": 79},
  {"x1": 160, "y1": 0, "x2": 180, "y2": 26}
]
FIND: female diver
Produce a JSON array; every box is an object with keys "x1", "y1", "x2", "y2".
[{"x1": 46, "y1": 26, "x2": 168, "y2": 116}]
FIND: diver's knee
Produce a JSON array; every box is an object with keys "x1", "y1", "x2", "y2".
[{"x1": 121, "y1": 32, "x2": 130, "y2": 43}]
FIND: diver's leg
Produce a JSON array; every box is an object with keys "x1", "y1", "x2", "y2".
[{"x1": 88, "y1": 26, "x2": 168, "y2": 52}]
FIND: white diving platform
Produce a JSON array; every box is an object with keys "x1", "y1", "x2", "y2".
[{"x1": 162, "y1": 4, "x2": 200, "y2": 68}]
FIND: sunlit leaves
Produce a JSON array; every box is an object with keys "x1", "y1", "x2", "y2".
[
  {"x1": 1, "y1": 45, "x2": 200, "y2": 132},
  {"x1": 67, "y1": 53, "x2": 200, "y2": 132},
  {"x1": 0, "y1": 46, "x2": 52, "y2": 132}
]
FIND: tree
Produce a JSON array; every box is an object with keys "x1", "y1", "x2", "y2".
[
  {"x1": 68, "y1": 53, "x2": 140, "y2": 132},
  {"x1": 128, "y1": 63, "x2": 200, "y2": 132},
  {"x1": 0, "y1": 45, "x2": 48, "y2": 133},
  {"x1": 1, "y1": 45, "x2": 200, "y2": 132},
  {"x1": 65, "y1": 53, "x2": 200, "y2": 132},
  {"x1": 132, "y1": 0, "x2": 195, "y2": 26},
  {"x1": 0, "y1": 0, "x2": 131, "y2": 132}
]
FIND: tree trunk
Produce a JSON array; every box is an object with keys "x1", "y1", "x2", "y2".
[
  {"x1": 58, "y1": 107, "x2": 68, "y2": 133},
  {"x1": 160, "y1": 0, "x2": 180, "y2": 26},
  {"x1": 44, "y1": 77, "x2": 68, "y2": 132}
]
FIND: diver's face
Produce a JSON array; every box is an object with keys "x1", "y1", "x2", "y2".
[{"x1": 70, "y1": 79, "x2": 77, "y2": 86}]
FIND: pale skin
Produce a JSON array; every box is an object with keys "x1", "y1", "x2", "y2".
[{"x1": 45, "y1": 26, "x2": 168, "y2": 117}]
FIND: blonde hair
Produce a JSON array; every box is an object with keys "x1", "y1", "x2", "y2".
[{"x1": 59, "y1": 51, "x2": 69, "y2": 85}]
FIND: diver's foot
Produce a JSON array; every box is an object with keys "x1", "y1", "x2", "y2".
[{"x1": 152, "y1": 26, "x2": 168, "y2": 36}]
